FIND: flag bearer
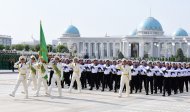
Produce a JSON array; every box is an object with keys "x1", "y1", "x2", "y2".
[{"x1": 9, "y1": 56, "x2": 29, "y2": 99}]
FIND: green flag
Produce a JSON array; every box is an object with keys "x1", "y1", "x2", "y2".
[{"x1": 39, "y1": 22, "x2": 48, "y2": 62}]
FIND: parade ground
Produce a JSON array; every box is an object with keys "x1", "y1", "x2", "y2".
[{"x1": 0, "y1": 72, "x2": 190, "y2": 112}]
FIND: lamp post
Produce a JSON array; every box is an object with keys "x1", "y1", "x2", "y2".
[{"x1": 67, "y1": 40, "x2": 73, "y2": 57}]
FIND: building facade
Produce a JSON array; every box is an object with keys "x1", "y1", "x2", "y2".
[
  {"x1": 57, "y1": 17, "x2": 190, "y2": 59},
  {"x1": 0, "y1": 35, "x2": 12, "y2": 46}
]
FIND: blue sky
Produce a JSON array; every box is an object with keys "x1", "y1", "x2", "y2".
[{"x1": 0, "y1": 0, "x2": 189, "y2": 44}]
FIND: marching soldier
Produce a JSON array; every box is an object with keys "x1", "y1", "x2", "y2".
[
  {"x1": 9, "y1": 56, "x2": 29, "y2": 98},
  {"x1": 145, "y1": 62, "x2": 155, "y2": 95},
  {"x1": 114, "y1": 60, "x2": 122, "y2": 93},
  {"x1": 162, "y1": 63, "x2": 171, "y2": 96},
  {"x1": 97, "y1": 60, "x2": 104, "y2": 87},
  {"x1": 139, "y1": 61, "x2": 147, "y2": 92},
  {"x1": 111, "y1": 60, "x2": 120, "y2": 93},
  {"x1": 27, "y1": 55, "x2": 37, "y2": 90},
  {"x1": 154, "y1": 62, "x2": 163, "y2": 94},
  {"x1": 102, "y1": 60, "x2": 112, "y2": 91},
  {"x1": 177, "y1": 63, "x2": 184, "y2": 93},
  {"x1": 90, "y1": 59, "x2": 99, "y2": 90},
  {"x1": 68, "y1": 57, "x2": 82, "y2": 93},
  {"x1": 62, "y1": 59, "x2": 72, "y2": 87},
  {"x1": 35, "y1": 57, "x2": 49, "y2": 97},
  {"x1": 170, "y1": 63, "x2": 178, "y2": 94},
  {"x1": 49, "y1": 56, "x2": 63, "y2": 97},
  {"x1": 118, "y1": 59, "x2": 131, "y2": 97},
  {"x1": 130, "y1": 61, "x2": 140, "y2": 94},
  {"x1": 183, "y1": 63, "x2": 188, "y2": 92}
]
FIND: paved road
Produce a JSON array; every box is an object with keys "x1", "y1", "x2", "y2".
[{"x1": 0, "y1": 73, "x2": 190, "y2": 112}]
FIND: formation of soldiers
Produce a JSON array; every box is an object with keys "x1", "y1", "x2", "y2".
[{"x1": 9, "y1": 55, "x2": 190, "y2": 98}]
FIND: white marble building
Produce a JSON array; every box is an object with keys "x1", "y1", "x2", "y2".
[
  {"x1": 0, "y1": 35, "x2": 12, "y2": 46},
  {"x1": 57, "y1": 17, "x2": 190, "y2": 59}
]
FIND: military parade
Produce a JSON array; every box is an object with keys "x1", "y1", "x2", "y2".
[{"x1": 8, "y1": 54, "x2": 190, "y2": 99}]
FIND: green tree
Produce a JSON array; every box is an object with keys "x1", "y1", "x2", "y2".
[
  {"x1": 118, "y1": 51, "x2": 124, "y2": 59},
  {"x1": 34, "y1": 44, "x2": 40, "y2": 52},
  {"x1": 24, "y1": 44, "x2": 30, "y2": 51},
  {"x1": 47, "y1": 44, "x2": 53, "y2": 52},
  {"x1": 0, "y1": 45, "x2": 5, "y2": 50},
  {"x1": 176, "y1": 48, "x2": 185, "y2": 62},
  {"x1": 56, "y1": 45, "x2": 69, "y2": 53},
  {"x1": 4, "y1": 45, "x2": 10, "y2": 50},
  {"x1": 12, "y1": 44, "x2": 24, "y2": 50}
]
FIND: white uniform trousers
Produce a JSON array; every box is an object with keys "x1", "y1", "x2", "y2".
[
  {"x1": 36, "y1": 77, "x2": 48, "y2": 96},
  {"x1": 49, "y1": 75, "x2": 62, "y2": 96},
  {"x1": 11, "y1": 74, "x2": 28, "y2": 98},
  {"x1": 69, "y1": 74, "x2": 81, "y2": 92},
  {"x1": 119, "y1": 75, "x2": 130, "y2": 97},
  {"x1": 27, "y1": 74, "x2": 37, "y2": 90}
]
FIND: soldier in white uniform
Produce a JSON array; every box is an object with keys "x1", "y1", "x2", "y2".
[
  {"x1": 68, "y1": 57, "x2": 82, "y2": 93},
  {"x1": 35, "y1": 57, "x2": 49, "y2": 96},
  {"x1": 27, "y1": 55, "x2": 37, "y2": 90},
  {"x1": 118, "y1": 59, "x2": 131, "y2": 97},
  {"x1": 49, "y1": 56, "x2": 63, "y2": 97},
  {"x1": 10, "y1": 56, "x2": 29, "y2": 98}
]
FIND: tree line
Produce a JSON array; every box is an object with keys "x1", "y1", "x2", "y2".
[{"x1": 0, "y1": 44, "x2": 69, "y2": 53}]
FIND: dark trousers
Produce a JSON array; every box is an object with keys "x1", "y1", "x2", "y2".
[
  {"x1": 154, "y1": 76, "x2": 163, "y2": 93},
  {"x1": 86, "y1": 71, "x2": 91, "y2": 86},
  {"x1": 130, "y1": 75, "x2": 139, "y2": 93},
  {"x1": 81, "y1": 71, "x2": 87, "y2": 89},
  {"x1": 139, "y1": 75, "x2": 147, "y2": 92},
  {"x1": 102, "y1": 74, "x2": 112, "y2": 91},
  {"x1": 61, "y1": 72, "x2": 71, "y2": 88},
  {"x1": 48, "y1": 70, "x2": 54, "y2": 86},
  {"x1": 146, "y1": 76, "x2": 153, "y2": 95},
  {"x1": 90, "y1": 73, "x2": 99, "y2": 90},
  {"x1": 113, "y1": 74, "x2": 121, "y2": 92},
  {"x1": 99, "y1": 72, "x2": 104, "y2": 87},
  {"x1": 163, "y1": 77, "x2": 171, "y2": 96},
  {"x1": 171, "y1": 77, "x2": 178, "y2": 94},
  {"x1": 184, "y1": 76, "x2": 188, "y2": 92},
  {"x1": 178, "y1": 77, "x2": 184, "y2": 93}
]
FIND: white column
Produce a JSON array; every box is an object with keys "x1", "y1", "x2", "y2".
[
  {"x1": 127, "y1": 42, "x2": 131, "y2": 58},
  {"x1": 157, "y1": 42, "x2": 161, "y2": 57},
  {"x1": 88, "y1": 43, "x2": 90, "y2": 58},
  {"x1": 119, "y1": 42, "x2": 122, "y2": 52},
  {"x1": 77, "y1": 43, "x2": 80, "y2": 57},
  {"x1": 82, "y1": 42, "x2": 85, "y2": 55},
  {"x1": 101, "y1": 43, "x2": 104, "y2": 59},
  {"x1": 107, "y1": 43, "x2": 109, "y2": 58},
  {"x1": 150, "y1": 42, "x2": 154, "y2": 57},
  {"x1": 113, "y1": 43, "x2": 116, "y2": 58},
  {"x1": 188, "y1": 44, "x2": 190, "y2": 58},
  {"x1": 139, "y1": 42, "x2": 144, "y2": 58},
  {"x1": 180, "y1": 42, "x2": 182, "y2": 49},
  {"x1": 165, "y1": 43, "x2": 168, "y2": 58},
  {"x1": 122, "y1": 42, "x2": 125, "y2": 56},
  {"x1": 172, "y1": 42, "x2": 175, "y2": 56},
  {"x1": 94, "y1": 43, "x2": 98, "y2": 58}
]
